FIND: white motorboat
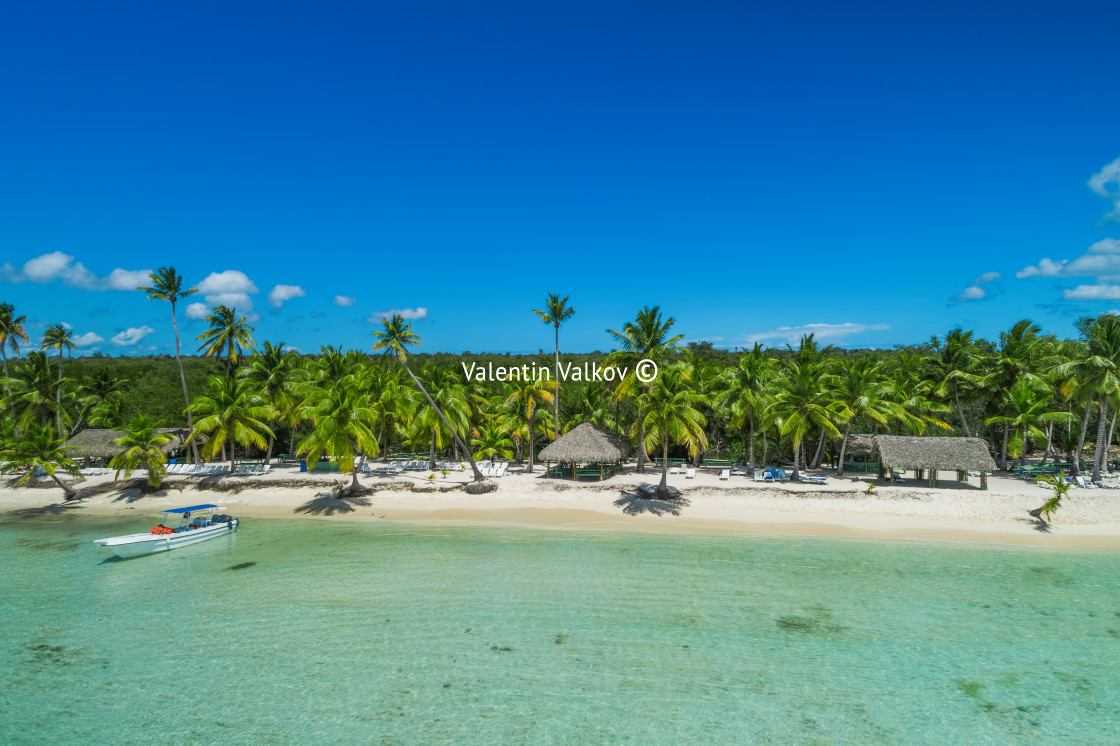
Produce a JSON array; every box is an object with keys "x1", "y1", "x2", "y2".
[{"x1": 94, "y1": 504, "x2": 239, "y2": 558}]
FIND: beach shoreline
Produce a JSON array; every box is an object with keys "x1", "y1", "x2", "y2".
[{"x1": 4, "y1": 462, "x2": 1120, "y2": 550}]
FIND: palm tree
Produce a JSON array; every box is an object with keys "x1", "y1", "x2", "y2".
[
  {"x1": 717, "y1": 343, "x2": 775, "y2": 473},
  {"x1": 0, "y1": 425, "x2": 81, "y2": 499},
  {"x1": 372, "y1": 314, "x2": 484, "y2": 481},
  {"x1": 563, "y1": 381, "x2": 618, "y2": 433},
  {"x1": 769, "y1": 360, "x2": 842, "y2": 481},
  {"x1": 930, "y1": 328, "x2": 984, "y2": 436},
  {"x1": 606, "y1": 306, "x2": 685, "y2": 473},
  {"x1": 185, "y1": 376, "x2": 273, "y2": 472},
  {"x1": 409, "y1": 365, "x2": 473, "y2": 469},
  {"x1": 240, "y1": 341, "x2": 303, "y2": 463},
  {"x1": 1032, "y1": 471, "x2": 1073, "y2": 523},
  {"x1": 40, "y1": 323, "x2": 75, "y2": 437},
  {"x1": 6, "y1": 351, "x2": 67, "y2": 432},
  {"x1": 196, "y1": 305, "x2": 256, "y2": 377},
  {"x1": 503, "y1": 375, "x2": 558, "y2": 473},
  {"x1": 297, "y1": 373, "x2": 379, "y2": 494},
  {"x1": 471, "y1": 423, "x2": 514, "y2": 462},
  {"x1": 638, "y1": 364, "x2": 708, "y2": 490},
  {"x1": 1053, "y1": 314, "x2": 1120, "y2": 481},
  {"x1": 109, "y1": 415, "x2": 171, "y2": 488},
  {"x1": 831, "y1": 359, "x2": 901, "y2": 475},
  {"x1": 0, "y1": 303, "x2": 30, "y2": 433},
  {"x1": 532, "y1": 294, "x2": 576, "y2": 440},
  {"x1": 75, "y1": 369, "x2": 129, "y2": 431},
  {"x1": 138, "y1": 267, "x2": 200, "y2": 463},
  {"x1": 985, "y1": 379, "x2": 1074, "y2": 468}
]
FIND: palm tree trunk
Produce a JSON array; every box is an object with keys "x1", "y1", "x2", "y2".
[
  {"x1": 399, "y1": 361, "x2": 484, "y2": 481},
  {"x1": 837, "y1": 423, "x2": 851, "y2": 476},
  {"x1": 791, "y1": 440, "x2": 801, "y2": 481},
  {"x1": 230, "y1": 440, "x2": 236, "y2": 473},
  {"x1": 747, "y1": 418, "x2": 756, "y2": 472},
  {"x1": 56, "y1": 348, "x2": 63, "y2": 437},
  {"x1": 810, "y1": 431, "x2": 826, "y2": 469},
  {"x1": 1073, "y1": 402, "x2": 1091, "y2": 476},
  {"x1": 954, "y1": 388, "x2": 972, "y2": 437},
  {"x1": 1093, "y1": 397, "x2": 1108, "y2": 482},
  {"x1": 761, "y1": 430, "x2": 768, "y2": 468},
  {"x1": 636, "y1": 419, "x2": 647, "y2": 474},
  {"x1": 170, "y1": 300, "x2": 200, "y2": 464},
  {"x1": 1107, "y1": 411, "x2": 1118, "y2": 475},
  {"x1": 1041, "y1": 422, "x2": 1053, "y2": 465},
  {"x1": 1, "y1": 346, "x2": 17, "y2": 438},
  {"x1": 553, "y1": 325, "x2": 560, "y2": 441},
  {"x1": 1000, "y1": 422, "x2": 1010, "y2": 471},
  {"x1": 1020, "y1": 427, "x2": 1028, "y2": 468},
  {"x1": 51, "y1": 472, "x2": 76, "y2": 500},
  {"x1": 660, "y1": 434, "x2": 669, "y2": 488},
  {"x1": 429, "y1": 431, "x2": 436, "y2": 470},
  {"x1": 265, "y1": 434, "x2": 274, "y2": 465},
  {"x1": 527, "y1": 408, "x2": 536, "y2": 473}
]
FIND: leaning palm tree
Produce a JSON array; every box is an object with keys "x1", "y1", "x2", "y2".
[
  {"x1": 606, "y1": 306, "x2": 685, "y2": 473},
  {"x1": 372, "y1": 315, "x2": 484, "y2": 481},
  {"x1": 297, "y1": 375, "x2": 379, "y2": 494},
  {"x1": 638, "y1": 364, "x2": 708, "y2": 492},
  {"x1": 504, "y1": 375, "x2": 558, "y2": 473},
  {"x1": 109, "y1": 415, "x2": 171, "y2": 488},
  {"x1": 138, "y1": 267, "x2": 200, "y2": 463},
  {"x1": 0, "y1": 424, "x2": 81, "y2": 500},
  {"x1": 40, "y1": 323, "x2": 75, "y2": 437},
  {"x1": 185, "y1": 376, "x2": 273, "y2": 472},
  {"x1": 1032, "y1": 471, "x2": 1073, "y2": 522},
  {"x1": 196, "y1": 305, "x2": 256, "y2": 377},
  {"x1": 531, "y1": 294, "x2": 576, "y2": 440},
  {"x1": 0, "y1": 302, "x2": 31, "y2": 434}
]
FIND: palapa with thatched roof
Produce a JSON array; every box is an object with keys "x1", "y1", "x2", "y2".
[
  {"x1": 844, "y1": 434, "x2": 876, "y2": 459},
  {"x1": 63, "y1": 428, "x2": 201, "y2": 462},
  {"x1": 871, "y1": 435, "x2": 997, "y2": 489},
  {"x1": 539, "y1": 422, "x2": 629, "y2": 481}
]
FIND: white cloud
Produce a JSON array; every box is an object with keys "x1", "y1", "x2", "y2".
[
  {"x1": 185, "y1": 302, "x2": 208, "y2": 320},
  {"x1": 104, "y1": 268, "x2": 153, "y2": 290},
  {"x1": 0, "y1": 251, "x2": 151, "y2": 291},
  {"x1": 72, "y1": 332, "x2": 104, "y2": 347},
  {"x1": 1016, "y1": 258, "x2": 1069, "y2": 278},
  {"x1": 60, "y1": 321, "x2": 73, "y2": 330},
  {"x1": 1063, "y1": 284, "x2": 1120, "y2": 301},
  {"x1": 334, "y1": 295, "x2": 356, "y2": 307},
  {"x1": 268, "y1": 284, "x2": 306, "y2": 308},
  {"x1": 111, "y1": 326, "x2": 155, "y2": 346},
  {"x1": 1089, "y1": 156, "x2": 1120, "y2": 220},
  {"x1": 196, "y1": 270, "x2": 259, "y2": 314},
  {"x1": 741, "y1": 322, "x2": 889, "y2": 344},
  {"x1": 368, "y1": 307, "x2": 428, "y2": 322},
  {"x1": 955, "y1": 286, "x2": 986, "y2": 302},
  {"x1": 973, "y1": 271, "x2": 1001, "y2": 284}
]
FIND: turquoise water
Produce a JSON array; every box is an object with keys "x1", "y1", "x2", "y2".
[{"x1": 2, "y1": 514, "x2": 1119, "y2": 744}]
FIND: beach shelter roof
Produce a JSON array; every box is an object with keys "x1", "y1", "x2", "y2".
[
  {"x1": 538, "y1": 422, "x2": 629, "y2": 463},
  {"x1": 845, "y1": 434, "x2": 876, "y2": 458},
  {"x1": 63, "y1": 428, "x2": 201, "y2": 460},
  {"x1": 870, "y1": 435, "x2": 996, "y2": 473}
]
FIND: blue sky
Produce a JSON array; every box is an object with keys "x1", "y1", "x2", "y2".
[{"x1": 2, "y1": 1, "x2": 1118, "y2": 356}]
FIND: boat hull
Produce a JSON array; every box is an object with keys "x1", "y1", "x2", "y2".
[{"x1": 95, "y1": 519, "x2": 239, "y2": 558}]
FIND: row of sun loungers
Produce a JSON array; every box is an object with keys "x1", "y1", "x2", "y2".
[{"x1": 165, "y1": 463, "x2": 271, "y2": 476}]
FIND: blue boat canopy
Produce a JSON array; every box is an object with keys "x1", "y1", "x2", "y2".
[{"x1": 161, "y1": 504, "x2": 219, "y2": 514}]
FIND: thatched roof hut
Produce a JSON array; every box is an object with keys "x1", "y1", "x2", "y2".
[
  {"x1": 845, "y1": 434, "x2": 876, "y2": 459},
  {"x1": 64, "y1": 428, "x2": 200, "y2": 460},
  {"x1": 871, "y1": 435, "x2": 996, "y2": 476},
  {"x1": 539, "y1": 422, "x2": 629, "y2": 464}
]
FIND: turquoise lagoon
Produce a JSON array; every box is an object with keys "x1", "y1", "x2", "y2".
[{"x1": 2, "y1": 513, "x2": 1118, "y2": 744}]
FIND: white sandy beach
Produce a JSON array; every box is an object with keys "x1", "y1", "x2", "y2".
[{"x1": 4, "y1": 462, "x2": 1120, "y2": 550}]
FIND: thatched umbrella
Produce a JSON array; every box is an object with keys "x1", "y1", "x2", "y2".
[
  {"x1": 63, "y1": 427, "x2": 203, "y2": 463},
  {"x1": 538, "y1": 422, "x2": 629, "y2": 481},
  {"x1": 870, "y1": 435, "x2": 997, "y2": 489}
]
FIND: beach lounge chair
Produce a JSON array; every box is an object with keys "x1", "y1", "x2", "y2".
[
  {"x1": 1075, "y1": 476, "x2": 1097, "y2": 488},
  {"x1": 802, "y1": 475, "x2": 827, "y2": 485},
  {"x1": 685, "y1": 468, "x2": 696, "y2": 479},
  {"x1": 669, "y1": 465, "x2": 682, "y2": 475},
  {"x1": 753, "y1": 470, "x2": 771, "y2": 482},
  {"x1": 1095, "y1": 479, "x2": 1119, "y2": 488},
  {"x1": 719, "y1": 469, "x2": 730, "y2": 480},
  {"x1": 731, "y1": 468, "x2": 747, "y2": 476}
]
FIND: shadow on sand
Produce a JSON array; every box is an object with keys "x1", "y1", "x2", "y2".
[
  {"x1": 294, "y1": 493, "x2": 372, "y2": 516},
  {"x1": 4, "y1": 502, "x2": 86, "y2": 520},
  {"x1": 614, "y1": 486, "x2": 691, "y2": 517}
]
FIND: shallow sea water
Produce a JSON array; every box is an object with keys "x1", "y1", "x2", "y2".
[{"x1": 2, "y1": 513, "x2": 1119, "y2": 744}]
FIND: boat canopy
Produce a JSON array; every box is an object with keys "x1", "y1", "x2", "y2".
[{"x1": 161, "y1": 504, "x2": 219, "y2": 514}]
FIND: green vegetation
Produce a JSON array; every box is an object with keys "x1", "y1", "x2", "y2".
[{"x1": 8, "y1": 285, "x2": 1120, "y2": 496}]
